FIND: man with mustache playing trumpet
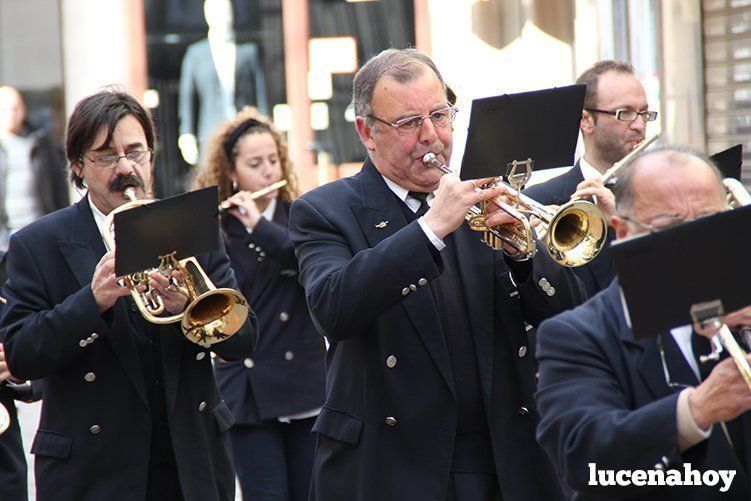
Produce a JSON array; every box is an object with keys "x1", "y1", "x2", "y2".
[
  {"x1": 0, "y1": 89, "x2": 256, "y2": 501},
  {"x1": 288, "y1": 48, "x2": 586, "y2": 501}
]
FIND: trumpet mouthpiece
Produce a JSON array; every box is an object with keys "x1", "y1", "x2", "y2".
[{"x1": 422, "y1": 152, "x2": 437, "y2": 166}]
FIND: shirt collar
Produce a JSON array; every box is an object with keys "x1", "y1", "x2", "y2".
[
  {"x1": 88, "y1": 193, "x2": 110, "y2": 241},
  {"x1": 380, "y1": 174, "x2": 434, "y2": 213},
  {"x1": 262, "y1": 197, "x2": 277, "y2": 221},
  {"x1": 578, "y1": 154, "x2": 604, "y2": 182}
]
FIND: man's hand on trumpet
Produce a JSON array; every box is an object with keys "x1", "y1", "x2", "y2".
[
  {"x1": 688, "y1": 354, "x2": 751, "y2": 431},
  {"x1": 148, "y1": 269, "x2": 189, "y2": 315},
  {"x1": 423, "y1": 174, "x2": 507, "y2": 240},
  {"x1": 571, "y1": 177, "x2": 616, "y2": 223},
  {"x1": 223, "y1": 190, "x2": 263, "y2": 229}
]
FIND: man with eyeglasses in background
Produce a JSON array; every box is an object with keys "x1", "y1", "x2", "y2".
[
  {"x1": 289, "y1": 48, "x2": 586, "y2": 501},
  {"x1": 0, "y1": 89, "x2": 257, "y2": 501},
  {"x1": 534, "y1": 146, "x2": 751, "y2": 500},
  {"x1": 524, "y1": 60, "x2": 658, "y2": 297}
]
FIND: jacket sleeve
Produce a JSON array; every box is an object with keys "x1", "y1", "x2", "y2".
[
  {"x1": 1, "y1": 234, "x2": 113, "y2": 380},
  {"x1": 510, "y1": 240, "x2": 588, "y2": 327},
  {"x1": 289, "y1": 196, "x2": 441, "y2": 341},
  {"x1": 246, "y1": 217, "x2": 297, "y2": 269},
  {"x1": 535, "y1": 315, "x2": 680, "y2": 498},
  {"x1": 197, "y1": 235, "x2": 257, "y2": 360}
]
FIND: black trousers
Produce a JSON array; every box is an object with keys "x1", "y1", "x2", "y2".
[{"x1": 230, "y1": 416, "x2": 317, "y2": 501}]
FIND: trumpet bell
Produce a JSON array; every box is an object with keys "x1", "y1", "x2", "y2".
[
  {"x1": 546, "y1": 200, "x2": 607, "y2": 267},
  {"x1": 181, "y1": 288, "x2": 250, "y2": 346}
]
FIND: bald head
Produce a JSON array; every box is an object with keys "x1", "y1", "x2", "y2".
[
  {"x1": 0, "y1": 86, "x2": 26, "y2": 135},
  {"x1": 612, "y1": 147, "x2": 727, "y2": 238}
]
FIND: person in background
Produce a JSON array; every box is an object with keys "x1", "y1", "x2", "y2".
[
  {"x1": 193, "y1": 107, "x2": 325, "y2": 501},
  {"x1": 0, "y1": 85, "x2": 69, "y2": 250}
]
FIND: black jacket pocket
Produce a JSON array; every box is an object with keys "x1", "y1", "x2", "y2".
[
  {"x1": 311, "y1": 407, "x2": 363, "y2": 445},
  {"x1": 31, "y1": 430, "x2": 73, "y2": 459}
]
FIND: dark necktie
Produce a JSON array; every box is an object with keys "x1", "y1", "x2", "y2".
[{"x1": 408, "y1": 191, "x2": 430, "y2": 217}]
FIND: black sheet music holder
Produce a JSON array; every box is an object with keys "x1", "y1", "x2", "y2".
[{"x1": 113, "y1": 186, "x2": 220, "y2": 276}]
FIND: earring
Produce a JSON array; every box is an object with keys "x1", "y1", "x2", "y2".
[{"x1": 232, "y1": 180, "x2": 238, "y2": 192}]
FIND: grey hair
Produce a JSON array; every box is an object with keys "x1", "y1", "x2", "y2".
[
  {"x1": 613, "y1": 144, "x2": 725, "y2": 215},
  {"x1": 353, "y1": 48, "x2": 447, "y2": 121}
]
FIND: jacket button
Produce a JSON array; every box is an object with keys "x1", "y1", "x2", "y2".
[
  {"x1": 518, "y1": 346, "x2": 527, "y2": 358},
  {"x1": 196, "y1": 352, "x2": 206, "y2": 361},
  {"x1": 86, "y1": 336, "x2": 95, "y2": 344},
  {"x1": 284, "y1": 350, "x2": 295, "y2": 361},
  {"x1": 401, "y1": 287, "x2": 410, "y2": 296},
  {"x1": 518, "y1": 406, "x2": 529, "y2": 416},
  {"x1": 90, "y1": 332, "x2": 99, "y2": 340},
  {"x1": 79, "y1": 339, "x2": 88, "y2": 348},
  {"x1": 243, "y1": 358, "x2": 254, "y2": 368},
  {"x1": 198, "y1": 401, "x2": 207, "y2": 411},
  {"x1": 409, "y1": 284, "x2": 417, "y2": 292},
  {"x1": 417, "y1": 278, "x2": 428, "y2": 286},
  {"x1": 248, "y1": 243, "x2": 256, "y2": 249},
  {"x1": 84, "y1": 372, "x2": 96, "y2": 382},
  {"x1": 654, "y1": 463, "x2": 664, "y2": 470},
  {"x1": 546, "y1": 287, "x2": 556, "y2": 296},
  {"x1": 386, "y1": 355, "x2": 397, "y2": 368},
  {"x1": 89, "y1": 425, "x2": 101, "y2": 434},
  {"x1": 385, "y1": 416, "x2": 397, "y2": 426},
  {"x1": 279, "y1": 311, "x2": 289, "y2": 322}
]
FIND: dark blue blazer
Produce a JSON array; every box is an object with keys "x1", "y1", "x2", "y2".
[
  {"x1": 289, "y1": 159, "x2": 587, "y2": 501},
  {"x1": 214, "y1": 201, "x2": 325, "y2": 425},
  {"x1": 0, "y1": 198, "x2": 257, "y2": 501},
  {"x1": 523, "y1": 162, "x2": 616, "y2": 296},
  {"x1": 536, "y1": 281, "x2": 751, "y2": 500}
]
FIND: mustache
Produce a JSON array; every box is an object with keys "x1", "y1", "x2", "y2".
[{"x1": 109, "y1": 173, "x2": 144, "y2": 192}]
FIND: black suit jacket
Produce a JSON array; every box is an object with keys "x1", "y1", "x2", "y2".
[
  {"x1": 523, "y1": 162, "x2": 615, "y2": 296},
  {"x1": 535, "y1": 281, "x2": 751, "y2": 500},
  {"x1": 179, "y1": 39, "x2": 268, "y2": 144},
  {"x1": 215, "y1": 201, "x2": 325, "y2": 425},
  {"x1": 0, "y1": 198, "x2": 257, "y2": 501},
  {"x1": 289, "y1": 159, "x2": 586, "y2": 501},
  {"x1": 0, "y1": 250, "x2": 43, "y2": 501}
]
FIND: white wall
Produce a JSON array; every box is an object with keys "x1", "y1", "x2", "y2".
[
  {"x1": 0, "y1": 0, "x2": 63, "y2": 89},
  {"x1": 60, "y1": 0, "x2": 147, "y2": 116}
]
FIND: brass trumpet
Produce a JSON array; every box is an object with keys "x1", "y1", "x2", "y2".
[
  {"x1": 218, "y1": 180, "x2": 288, "y2": 212},
  {"x1": 422, "y1": 153, "x2": 607, "y2": 267},
  {"x1": 103, "y1": 187, "x2": 250, "y2": 347}
]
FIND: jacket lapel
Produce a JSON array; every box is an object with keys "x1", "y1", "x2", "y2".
[
  {"x1": 58, "y1": 198, "x2": 150, "y2": 408},
  {"x1": 611, "y1": 280, "x2": 698, "y2": 399},
  {"x1": 353, "y1": 160, "x2": 456, "y2": 395}
]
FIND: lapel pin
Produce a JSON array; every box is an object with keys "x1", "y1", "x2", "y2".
[{"x1": 375, "y1": 221, "x2": 389, "y2": 229}]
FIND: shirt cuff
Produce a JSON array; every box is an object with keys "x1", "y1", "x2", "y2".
[
  {"x1": 418, "y1": 216, "x2": 446, "y2": 251},
  {"x1": 677, "y1": 388, "x2": 712, "y2": 452}
]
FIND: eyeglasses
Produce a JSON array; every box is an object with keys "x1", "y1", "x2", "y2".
[
  {"x1": 585, "y1": 108, "x2": 658, "y2": 122},
  {"x1": 619, "y1": 211, "x2": 721, "y2": 233},
  {"x1": 367, "y1": 105, "x2": 458, "y2": 136},
  {"x1": 82, "y1": 149, "x2": 152, "y2": 169}
]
